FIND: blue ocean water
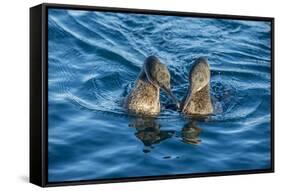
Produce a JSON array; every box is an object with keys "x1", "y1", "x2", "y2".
[{"x1": 47, "y1": 8, "x2": 272, "y2": 182}]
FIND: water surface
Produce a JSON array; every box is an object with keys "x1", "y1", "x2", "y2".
[{"x1": 48, "y1": 8, "x2": 272, "y2": 182}]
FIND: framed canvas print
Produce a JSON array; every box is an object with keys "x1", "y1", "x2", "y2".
[{"x1": 30, "y1": 3, "x2": 274, "y2": 187}]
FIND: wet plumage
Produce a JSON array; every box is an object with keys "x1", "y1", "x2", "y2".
[
  {"x1": 181, "y1": 57, "x2": 214, "y2": 116},
  {"x1": 125, "y1": 79, "x2": 160, "y2": 115},
  {"x1": 125, "y1": 56, "x2": 178, "y2": 116}
]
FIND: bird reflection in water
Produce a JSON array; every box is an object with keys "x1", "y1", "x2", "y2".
[
  {"x1": 181, "y1": 121, "x2": 202, "y2": 145},
  {"x1": 129, "y1": 117, "x2": 174, "y2": 149},
  {"x1": 129, "y1": 117, "x2": 203, "y2": 152}
]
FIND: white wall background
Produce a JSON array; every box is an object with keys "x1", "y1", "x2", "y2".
[{"x1": 0, "y1": 0, "x2": 279, "y2": 190}]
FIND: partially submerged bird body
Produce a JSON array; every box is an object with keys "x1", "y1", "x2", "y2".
[
  {"x1": 125, "y1": 77, "x2": 160, "y2": 116},
  {"x1": 125, "y1": 56, "x2": 178, "y2": 116},
  {"x1": 181, "y1": 83, "x2": 213, "y2": 116},
  {"x1": 181, "y1": 57, "x2": 214, "y2": 116},
  {"x1": 125, "y1": 56, "x2": 213, "y2": 117}
]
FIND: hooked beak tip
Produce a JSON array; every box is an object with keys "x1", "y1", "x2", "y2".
[
  {"x1": 162, "y1": 86, "x2": 180, "y2": 109},
  {"x1": 176, "y1": 102, "x2": 181, "y2": 110}
]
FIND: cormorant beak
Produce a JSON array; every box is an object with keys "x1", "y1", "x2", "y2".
[{"x1": 162, "y1": 86, "x2": 180, "y2": 110}]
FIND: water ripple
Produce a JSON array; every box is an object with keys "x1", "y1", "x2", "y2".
[{"x1": 47, "y1": 8, "x2": 272, "y2": 182}]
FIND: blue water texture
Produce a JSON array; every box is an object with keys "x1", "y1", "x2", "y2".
[{"x1": 47, "y1": 8, "x2": 272, "y2": 182}]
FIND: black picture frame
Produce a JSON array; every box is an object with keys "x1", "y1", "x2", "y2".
[{"x1": 30, "y1": 3, "x2": 275, "y2": 187}]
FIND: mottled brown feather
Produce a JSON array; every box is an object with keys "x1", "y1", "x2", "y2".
[
  {"x1": 182, "y1": 84, "x2": 213, "y2": 115},
  {"x1": 125, "y1": 79, "x2": 160, "y2": 116}
]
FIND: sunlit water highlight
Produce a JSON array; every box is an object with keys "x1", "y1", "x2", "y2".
[{"x1": 48, "y1": 8, "x2": 272, "y2": 182}]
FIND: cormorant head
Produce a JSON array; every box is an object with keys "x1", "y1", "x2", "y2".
[{"x1": 143, "y1": 56, "x2": 180, "y2": 108}]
